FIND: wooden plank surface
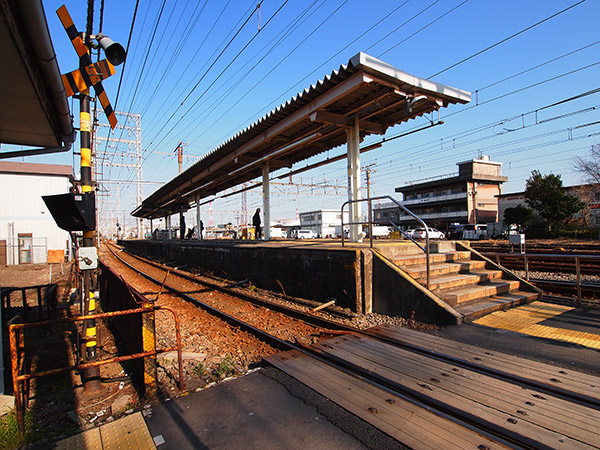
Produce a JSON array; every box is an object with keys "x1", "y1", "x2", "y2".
[
  {"x1": 366, "y1": 324, "x2": 600, "y2": 402},
  {"x1": 266, "y1": 351, "x2": 513, "y2": 450},
  {"x1": 314, "y1": 334, "x2": 600, "y2": 447},
  {"x1": 314, "y1": 335, "x2": 600, "y2": 443}
]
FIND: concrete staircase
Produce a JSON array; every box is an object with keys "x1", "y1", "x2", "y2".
[{"x1": 383, "y1": 241, "x2": 541, "y2": 322}]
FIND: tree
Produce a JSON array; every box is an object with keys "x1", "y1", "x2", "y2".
[
  {"x1": 574, "y1": 144, "x2": 600, "y2": 185},
  {"x1": 503, "y1": 204, "x2": 533, "y2": 231},
  {"x1": 525, "y1": 170, "x2": 585, "y2": 232}
]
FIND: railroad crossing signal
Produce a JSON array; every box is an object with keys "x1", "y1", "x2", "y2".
[{"x1": 56, "y1": 5, "x2": 124, "y2": 129}]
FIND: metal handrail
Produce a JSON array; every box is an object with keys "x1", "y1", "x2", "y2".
[{"x1": 341, "y1": 195, "x2": 431, "y2": 289}]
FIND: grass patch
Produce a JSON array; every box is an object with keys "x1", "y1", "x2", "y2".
[
  {"x1": 212, "y1": 356, "x2": 235, "y2": 379},
  {"x1": 0, "y1": 409, "x2": 45, "y2": 449},
  {"x1": 192, "y1": 363, "x2": 206, "y2": 377}
]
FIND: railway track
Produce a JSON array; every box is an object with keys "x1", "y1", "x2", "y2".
[
  {"x1": 469, "y1": 245, "x2": 600, "y2": 301},
  {"x1": 529, "y1": 278, "x2": 600, "y2": 299},
  {"x1": 103, "y1": 242, "x2": 600, "y2": 449}
]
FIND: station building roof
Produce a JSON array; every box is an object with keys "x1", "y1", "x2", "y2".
[
  {"x1": 132, "y1": 52, "x2": 471, "y2": 220},
  {"x1": 0, "y1": 0, "x2": 74, "y2": 157},
  {"x1": 0, "y1": 160, "x2": 72, "y2": 177}
]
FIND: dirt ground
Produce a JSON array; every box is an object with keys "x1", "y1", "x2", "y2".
[{"x1": 0, "y1": 262, "x2": 142, "y2": 444}]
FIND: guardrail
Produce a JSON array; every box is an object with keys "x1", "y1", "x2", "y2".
[
  {"x1": 482, "y1": 252, "x2": 600, "y2": 305},
  {"x1": 341, "y1": 195, "x2": 431, "y2": 289},
  {"x1": 8, "y1": 304, "x2": 183, "y2": 434},
  {"x1": 1, "y1": 283, "x2": 57, "y2": 322}
]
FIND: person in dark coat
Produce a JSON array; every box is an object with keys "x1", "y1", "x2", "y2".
[{"x1": 253, "y1": 208, "x2": 262, "y2": 239}]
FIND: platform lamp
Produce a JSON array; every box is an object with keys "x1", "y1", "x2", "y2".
[{"x1": 56, "y1": 4, "x2": 127, "y2": 394}]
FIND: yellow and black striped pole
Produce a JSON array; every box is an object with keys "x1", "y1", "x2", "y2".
[{"x1": 80, "y1": 89, "x2": 101, "y2": 392}]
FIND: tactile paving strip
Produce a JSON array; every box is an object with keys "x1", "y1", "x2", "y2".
[
  {"x1": 474, "y1": 301, "x2": 600, "y2": 349},
  {"x1": 54, "y1": 411, "x2": 155, "y2": 449}
]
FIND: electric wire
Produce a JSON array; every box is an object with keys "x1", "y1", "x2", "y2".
[
  {"x1": 94, "y1": 1, "x2": 598, "y2": 225},
  {"x1": 427, "y1": 0, "x2": 588, "y2": 79},
  {"x1": 145, "y1": 2, "x2": 263, "y2": 147},
  {"x1": 147, "y1": 1, "x2": 290, "y2": 154}
]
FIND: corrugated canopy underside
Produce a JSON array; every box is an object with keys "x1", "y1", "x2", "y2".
[
  {"x1": 133, "y1": 52, "x2": 470, "y2": 219},
  {"x1": 0, "y1": 0, "x2": 73, "y2": 151}
]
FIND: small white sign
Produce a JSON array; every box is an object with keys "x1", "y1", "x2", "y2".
[{"x1": 78, "y1": 247, "x2": 98, "y2": 270}]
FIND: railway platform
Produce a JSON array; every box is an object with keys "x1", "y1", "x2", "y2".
[{"x1": 120, "y1": 237, "x2": 542, "y2": 325}]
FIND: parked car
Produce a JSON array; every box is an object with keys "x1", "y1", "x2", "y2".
[
  {"x1": 296, "y1": 229, "x2": 317, "y2": 239},
  {"x1": 447, "y1": 223, "x2": 464, "y2": 239},
  {"x1": 413, "y1": 227, "x2": 445, "y2": 240},
  {"x1": 400, "y1": 229, "x2": 416, "y2": 239},
  {"x1": 269, "y1": 228, "x2": 287, "y2": 238},
  {"x1": 462, "y1": 224, "x2": 488, "y2": 240}
]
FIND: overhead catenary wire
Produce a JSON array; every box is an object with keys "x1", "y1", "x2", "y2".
[
  {"x1": 95, "y1": 0, "x2": 597, "y2": 226},
  {"x1": 427, "y1": 0, "x2": 587, "y2": 79},
  {"x1": 171, "y1": 0, "x2": 346, "y2": 147},
  {"x1": 145, "y1": 2, "x2": 267, "y2": 149}
]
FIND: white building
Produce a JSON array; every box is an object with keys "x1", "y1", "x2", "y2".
[
  {"x1": 299, "y1": 209, "x2": 349, "y2": 238},
  {"x1": 0, "y1": 161, "x2": 73, "y2": 265}
]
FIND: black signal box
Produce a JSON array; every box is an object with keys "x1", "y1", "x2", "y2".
[{"x1": 43, "y1": 192, "x2": 96, "y2": 231}]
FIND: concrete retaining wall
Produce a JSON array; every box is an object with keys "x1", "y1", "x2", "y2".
[
  {"x1": 371, "y1": 252, "x2": 460, "y2": 325},
  {"x1": 120, "y1": 240, "x2": 367, "y2": 312}
]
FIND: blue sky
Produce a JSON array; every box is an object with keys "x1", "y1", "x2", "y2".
[{"x1": 10, "y1": 0, "x2": 600, "y2": 229}]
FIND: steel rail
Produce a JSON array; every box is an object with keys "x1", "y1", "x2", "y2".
[
  {"x1": 105, "y1": 246, "x2": 530, "y2": 447},
  {"x1": 105, "y1": 243, "x2": 307, "y2": 352},
  {"x1": 105, "y1": 243, "x2": 352, "y2": 333},
  {"x1": 479, "y1": 251, "x2": 600, "y2": 305},
  {"x1": 299, "y1": 339, "x2": 556, "y2": 450},
  {"x1": 105, "y1": 243, "x2": 600, "y2": 448},
  {"x1": 355, "y1": 329, "x2": 600, "y2": 410},
  {"x1": 108, "y1": 242, "x2": 599, "y2": 410}
]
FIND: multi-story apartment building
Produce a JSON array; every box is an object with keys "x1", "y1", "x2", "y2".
[{"x1": 374, "y1": 156, "x2": 507, "y2": 231}]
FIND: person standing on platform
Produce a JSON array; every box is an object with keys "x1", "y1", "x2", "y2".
[
  {"x1": 180, "y1": 215, "x2": 186, "y2": 240},
  {"x1": 253, "y1": 208, "x2": 262, "y2": 239}
]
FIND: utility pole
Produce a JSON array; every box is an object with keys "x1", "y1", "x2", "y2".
[
  {"x1": 175, "y1": 141, "x2": 187, "y2": 238},
  {"x1": 176, "y1": 141, "x2": 183, "y2": 173},
  {"x1": 173, "y1": 141, "x2": 189, "y2": 173},
  {"x1": 363, "y1": 162, "x2": 377, "y2": 200}
]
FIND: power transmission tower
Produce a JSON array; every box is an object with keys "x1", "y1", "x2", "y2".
[{"x1": 94, "y1": 110, "x2": 144, "y2": 237}]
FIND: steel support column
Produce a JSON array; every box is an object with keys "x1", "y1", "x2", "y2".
[
  {"x1": 262, "y1": 162, "x2": 270, "y2": 241},
  {"x1": 346, "y1": 117, "x2": 361, "y2": 242}
]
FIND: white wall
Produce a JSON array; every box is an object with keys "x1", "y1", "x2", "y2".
[{"x1": 0, "y1": 172, "x2": 71, "y2": 264}]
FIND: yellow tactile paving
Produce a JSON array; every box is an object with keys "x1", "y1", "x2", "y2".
[
  {"x1": 54, "y1": 412, "x2": 156, "y2": 450},
  {"x1": 474, "y1": 301, "x2": 600, "y2": 350}
]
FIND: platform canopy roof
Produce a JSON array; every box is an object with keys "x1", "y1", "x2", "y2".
[
  {"x1": 132, "y1": 52, "x2": 470, "y2": 219},
  {"x1": 0, "y1": 0, "x2": 74, "y2": 158}
]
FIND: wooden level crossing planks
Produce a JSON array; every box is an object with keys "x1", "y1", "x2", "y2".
[
  {"x1": 367, "y1": 324, "x2": 600, "y2": 404},
  {"x1": 266, "y1": 351, "x2": 513, "y2": 450},
  {"x1": 313, "y1": 334, "x2": 600, "y2": 448}
]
